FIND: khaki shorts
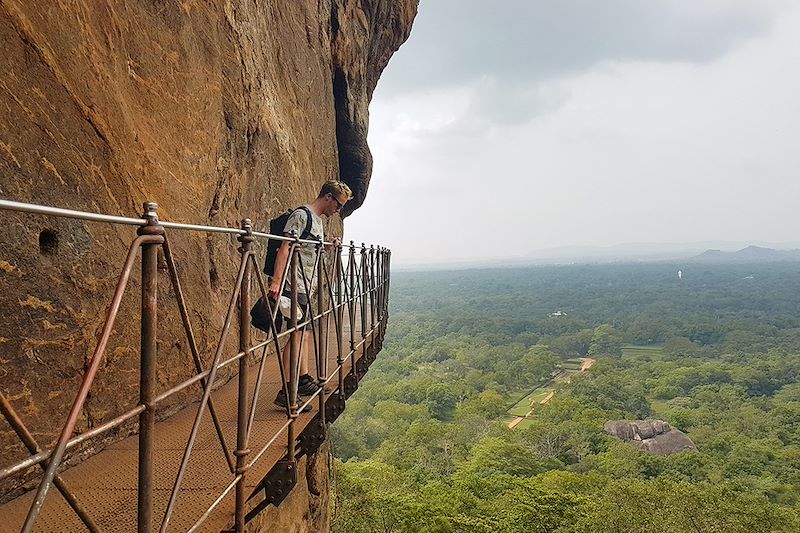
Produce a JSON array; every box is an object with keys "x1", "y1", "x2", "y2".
[{"x1": 276, "y1": 291, "x2": 311, "y2": 332}]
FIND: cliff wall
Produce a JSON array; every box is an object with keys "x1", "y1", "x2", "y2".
[
  {"x1": 0, "y1": 0, "x2": 416, "y2": 516},
  {"x1": 246, "y1": 442, "x2": 332, "y2": 533}
]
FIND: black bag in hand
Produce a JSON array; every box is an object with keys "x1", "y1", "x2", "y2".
[{"x1": 250, "y1": 296, "x2": 282, "y2": 334}]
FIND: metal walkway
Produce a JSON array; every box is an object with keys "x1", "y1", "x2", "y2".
[
  {"x1": 0, "y1": 199, "x2": 390, "y2": 532},
  {"x1": 0, "y1": 319, "x2": 378, "y2": 532}
]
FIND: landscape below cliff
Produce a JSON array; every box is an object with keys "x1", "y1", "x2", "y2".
[{"x1": 331, "y1": 262, "x2": 800, "y2": 532}]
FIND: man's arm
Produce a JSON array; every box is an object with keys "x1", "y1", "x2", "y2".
[
  {"x1": 268, "y1": 240, "x2": 291, "y2": 299},
  {"x1": 270, "y1": 208, "x2": 309, "y2": 298},
  {"x1": 325, "y1": 236, "x2": 341, "y2": 251}
]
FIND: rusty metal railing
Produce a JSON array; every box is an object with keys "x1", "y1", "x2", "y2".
[{"x1": 0, "y1": 198, "x2": 390, "y2": 532}]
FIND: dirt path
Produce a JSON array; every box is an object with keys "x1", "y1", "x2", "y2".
[
  {"x1": 507, "y1": 416, "x2": 525, "y2": 429},
  {"x1": 507, "y1": 359, "x2": 596, "y2": 430},
  {"x1": 507, "y1": 391, "x2": 556, "y2": 428}
]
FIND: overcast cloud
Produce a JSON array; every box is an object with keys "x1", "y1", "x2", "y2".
[{"x1": 347, "y1": 0, "x2": 800, "y2": 266}]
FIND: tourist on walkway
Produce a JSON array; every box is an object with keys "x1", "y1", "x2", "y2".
[{"x1": 269, "y1": 180, "x2": 352, "y2": 408}]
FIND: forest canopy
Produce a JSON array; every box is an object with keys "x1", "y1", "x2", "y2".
[{"x1": 332, "y1": 262, "x2": 800, "y2": 532}]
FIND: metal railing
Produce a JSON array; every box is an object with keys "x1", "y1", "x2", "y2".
[{"x1": 0, "y1": 198, "x2": 390, "y2": 532}]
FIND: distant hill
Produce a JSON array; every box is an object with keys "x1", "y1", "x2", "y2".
[
  {"x1": 689, "y1": 245, "x2": 800, "y2": 263},
  {"x1": 519, "y1": 241, "x2": 800, "y2": 265},
  {"x1": 399, "y1": 242, "x2": 800, "y2": 270}
]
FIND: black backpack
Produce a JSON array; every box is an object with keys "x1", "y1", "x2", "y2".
[
  {"x1": 263, "y1": 206, "x2": 314, "y2": 276},
  {"x1": 252, "y1": 206, "x2": 314, "y2": 333}
]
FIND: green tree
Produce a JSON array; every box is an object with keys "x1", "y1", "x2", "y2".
[
  {"x1": 426, "y1": 384, "x2": 459, "y2": 421},
  {"x1": 588, "y1": 324, "x2": 622, "y2": 356}
]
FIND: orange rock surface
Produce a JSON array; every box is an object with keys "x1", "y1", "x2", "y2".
[{"x1": 0, "y1": 3, "x2": 416, "y2": 523}]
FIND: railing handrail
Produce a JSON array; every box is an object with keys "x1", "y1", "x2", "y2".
[
  {"x1": 0, "y1": 197, "x2": 391, "y2": 532},
  {"x1": 0, "y1": 198, "x2": 389, "y2": 249}
]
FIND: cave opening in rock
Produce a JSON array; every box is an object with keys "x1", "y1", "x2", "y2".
[
  {"x1": 38, "y1": 229, "x2": 59, "y2": 255},
  {"x1": 333, "y1": 66, "x2": 366, "y2": 217}
]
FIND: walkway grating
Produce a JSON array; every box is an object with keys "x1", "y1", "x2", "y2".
[
  {"x1": 0, "y1": 320, "x2": 374, "y2": 532},
  {"x1": 0, "y1": 199, "x2": 390, "y2": 532}
]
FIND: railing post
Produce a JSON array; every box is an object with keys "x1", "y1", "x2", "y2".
[
  {"x1": 376, "y1": 247, "x2": 382, "y2": 340},
  {"x1": 235, "y1": 219, "x2": 254, "y2": 532},
  {"x1": 384, "y1": 249, "x2": 391, "y2": 333},
  {"x1": 369, "y1": 245, "x2": 376, "y2": 337},
  {"x1": 379, "y1": 248, "x2": 384, "y2": 324},
  {"x1": 376, "y1": 247, "x2": 382, "y2": 330},
  {"x1": 288, "y1": 232, "x2": 300, "y2": 456},
  {"x1": 138, "y1": 202, "x2": 164, "y2": 533},
  {"x1": 316, "y1": 242, "x2": 327, "y2": 420},
  {"x1": 386, "y1": 250, "x2": 390, "y2": 313},
  {"x1": 375, "y1": 246, "x2": 383, "y2": 322},
  {"x1": 360, "y1": 243, "x2": 368, "y2": 349},
  {"x1": 336, "y1": 246, "x2": 345, "y2": 394},
  {"x1": 385, "y1": 249, "x2": 389, "y2": 313},
  {"x1": 348, "y1": 242, "x2": 356, "y2": 374}
]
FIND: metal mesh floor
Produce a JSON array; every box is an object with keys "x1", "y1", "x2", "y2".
[{"x1": 0, "y1": 316, "x2": 372, "y2": 532}]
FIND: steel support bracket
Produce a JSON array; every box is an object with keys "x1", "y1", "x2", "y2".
[
  {"x1": 246, "y1": 458, "x2": 297, "y2": 518},
  {"x1": 296, "y1": 416, "x2": 326, "y2": 459},
  {"x1": 355, "y1": 356, "x2": 369, "y2": 379},
  {"x1": 343, "y1": 372, "x2": 359, "y2": 398},
  {"x1": 325, "y1": 393, "x2": 346, "y2": 424}
]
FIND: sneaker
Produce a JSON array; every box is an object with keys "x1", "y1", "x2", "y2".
[
  {"x1": 273, "y1": 390, "x2": 312, "y2": 412},
  {"x1": 299, "y1": 377, "x2": 333, "y2": 396},
  {"x1": 297, "y1": 378, "x2": 322, "y2": 397}
]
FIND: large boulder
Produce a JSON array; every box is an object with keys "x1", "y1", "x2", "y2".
[
  {"x1": 604, "y1": 419, "x2": 697, "y2": 455},
  {"x1": 0, "y1": 0, "x2": 416, "y2": 497}
]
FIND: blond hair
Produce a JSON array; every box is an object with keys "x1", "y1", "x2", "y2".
[{"x1": 318, "y1": 180, "x2": 352, "y2": 200}]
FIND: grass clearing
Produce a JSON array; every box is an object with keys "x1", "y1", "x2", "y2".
[
  {"x1": 505, "y1": 360, "x2": 593, "y2": 427},
  {"x1": 507, "y1": 385, "x2": 555, "y2": 416},
  {"x1": 513, "y1": 418, "x2": 536, "y2": 430},
  {"x1": 622, "y1": 344, "x2": 664, "y2": 358}
]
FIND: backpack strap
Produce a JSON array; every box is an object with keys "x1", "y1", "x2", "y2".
[{"x1": 295, "y1": 206, "x2": 314, "y2": 240}]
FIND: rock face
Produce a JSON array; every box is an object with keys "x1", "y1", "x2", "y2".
[
  {"x1": 247, "y1": 442, "x2": 332, "y2": 533},
  {"x1": 0, "y1": 0, "x2": 416, "y2": 522},
  {"x1": 604, "y1": 420, "x2": 697, "y2": 455}
]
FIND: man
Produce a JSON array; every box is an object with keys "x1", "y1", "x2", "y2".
[{"x1": 269, "y1": 180, "x2": 352, "y2": 408}]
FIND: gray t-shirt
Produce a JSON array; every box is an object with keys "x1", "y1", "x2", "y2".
[{"x1": 282, "y1": 205, "x2": 323, "y2": 294}]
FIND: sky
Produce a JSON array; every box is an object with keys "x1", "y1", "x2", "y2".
[{"x1": 346, "y1": 0, "x2": 800, "y2": 266}]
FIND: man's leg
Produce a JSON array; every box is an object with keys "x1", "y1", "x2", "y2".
[
  {"x1": 296, "y1": 296, "x2": 317, "y2": 387},
  {"x1": 275, "y1": 307, "x2": 319, "y2": 407},
  {"x1": 278, "y1": 331, "x2": 311, "y2": 380},
  {"x1": 280, "y1": 335, "x2": 293, "y2": 386},
  {"x1": 276, "y1": 336, "x2": 314, "y2": 409},
  {"x1": 299, "y1": 330, "x2": 313, "y2": 377}
]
